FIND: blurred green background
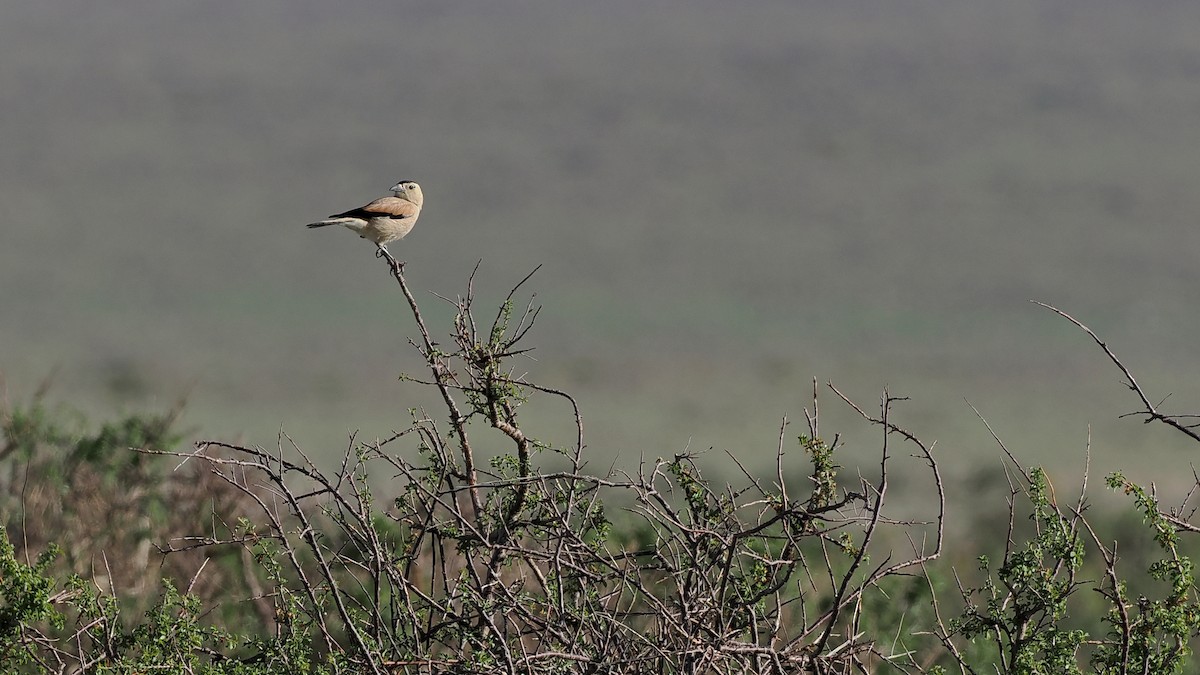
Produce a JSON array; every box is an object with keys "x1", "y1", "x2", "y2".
[{"x1": 4, "y1": 0, "x2": 1200, "y2": 510}]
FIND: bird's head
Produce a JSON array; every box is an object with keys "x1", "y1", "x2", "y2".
[{"x1": 391, "y1": 180, "x2": 423, "y2": 207}]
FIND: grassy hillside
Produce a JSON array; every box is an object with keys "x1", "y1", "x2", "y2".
[{"x1": 4, "y1": 1, "x2": 1200, "y2": 499}]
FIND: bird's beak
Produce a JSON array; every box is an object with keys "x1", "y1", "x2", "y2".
[{"x1": 390, "y1": 183, "x2": 405, "y2": 193}]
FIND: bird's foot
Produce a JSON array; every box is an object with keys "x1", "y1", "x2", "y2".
[{"x1": 376, "y1": 245, "x2": 405, "y2": 270}]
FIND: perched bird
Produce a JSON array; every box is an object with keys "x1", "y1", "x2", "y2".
[{"x1": 306, "y1": 180, "x2": 423, "y2": 253}]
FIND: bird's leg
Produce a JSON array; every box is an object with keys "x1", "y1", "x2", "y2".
[{"x1": 375, "y1": 244, "x2": 405, "y2": 271}]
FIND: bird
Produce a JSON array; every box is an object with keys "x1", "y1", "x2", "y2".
[{"x1": 306, "y1": 180, "x2": 423, "y2": 254}]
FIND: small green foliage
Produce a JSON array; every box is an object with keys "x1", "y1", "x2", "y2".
[
  {"x1": 1090, "y1": 473, "x2": 1200, "y2": 674},
  {"x1": 943, "y1": 467, "x2": 1200, "y2": 674},
  {"x1": 950, "y1": 467, "x2": 1089, "y2": 673},
  {"x1": 799, "y1": 434, "x2": 838, "y2": 510},
  {"x1": 0, "y1": 531, "x2": 64, "y2": 644}
]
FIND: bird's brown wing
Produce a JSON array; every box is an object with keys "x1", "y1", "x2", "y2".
[{"x1": 331, "y1": 196, "x2": 419, "y2": 220}]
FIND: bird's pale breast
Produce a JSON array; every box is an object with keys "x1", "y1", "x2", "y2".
[{"x1": 361, "y1": 217, "x2": 417, "y2": 245}]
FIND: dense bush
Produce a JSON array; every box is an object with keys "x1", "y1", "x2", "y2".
[{"x1": 2, "y1": 257, "x2": 1199, "y2": 673}]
